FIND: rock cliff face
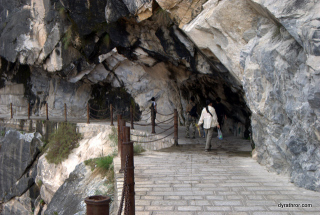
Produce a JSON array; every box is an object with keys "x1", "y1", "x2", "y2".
[
  {"x1": 0, "y1": 124, "x2": 116, "y2": 215},
  {"x1": 181, "y1": 0, "x2": 320, "y2": 191},
  {"x1": 0, "y1": 130, "x2": 42, "y2": 214},
  {"x1": 0, "y1": 0, "x2": 319, "y2": 192},
  {"x1": 0, "y1": 130, "x2": 42, "y2": 202}
]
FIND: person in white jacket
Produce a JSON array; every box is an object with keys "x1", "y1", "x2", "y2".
[{"x1": 198, "y1": 100, "x2": 220, "y2": 151}]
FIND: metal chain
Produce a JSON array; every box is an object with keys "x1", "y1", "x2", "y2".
[
  {"x1": 156, "y1": 111, "x2": 174, "y2": 116},
  {"x1": 118, "y1": 154, "x2": 129, "y2": 215},
  {"x1": 131, "y1": 125, "x2": 174, "y2": 137},
  {"x1": 124, "y1": 182, "x2": 130, "y2": 214},
  {"x1": 133, "y1": 131, "x2": 174, "y2": 143}
]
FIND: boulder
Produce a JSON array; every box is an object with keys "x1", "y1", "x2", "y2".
[
  {"x1": 44, "y1": 163, "x2": 111, "y2": 215},
  {"x1": 2, "y1": 186, "x2": 39, "y2": 215},
  {"x1": 0, "y1": 130, "x2": 43, "y2": 202}
]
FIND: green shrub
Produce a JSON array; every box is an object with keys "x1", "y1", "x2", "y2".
[
  {"x1": 134, "y1": 143, "x2": 145, "y2": 155},
  {"x1": 96, "y1": 155, "x2": 114, "y2": 172},
  {"x1": 84, "y1": 158, "x2": 96, "y2": 171},
  {"x1": 84, "y1": 155, "x2": 115, "y2": 189},
  {"x1": 45, "y1": 122, "x2": 82, "y2": 164},
  {"x1": 84, "y1": 155, "x2": 114, "y2": 172}
]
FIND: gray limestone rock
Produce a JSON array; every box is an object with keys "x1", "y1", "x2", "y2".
[
  {"x1": 2, "y1": 185, "x2": 40, "y2": 215},
  {"x1": 105, "y1": 0, "x2": 130, "y2": 23},
  {"x1": 44, "y1": 163, "x2": 111, "y2": 215},
  {"x1": 60, "y1": 0, "x2": 107, "y2": 36},
  {"x1": 0, "y1": 130, "x2": 42, "y2": 202},
  {"x1": 0, "y1": 0, "x2": 319, "y2": 193},
  {"x1": 0, "y1": 9, "x2": 32, "y2": 63},
  {"x1": 241, "y1": 15, "x2": 320, "y2": 191}
]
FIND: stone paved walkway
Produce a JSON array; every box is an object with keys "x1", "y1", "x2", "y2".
[{"x1": 114, "y1": 135, "x2": 320, "y2": 215}]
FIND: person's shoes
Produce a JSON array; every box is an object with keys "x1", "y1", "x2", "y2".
[
  {"x1": 205, "y1": 149, "x2": 209, "y2": 152},
  {"x1": 191, "y1": 136, "x2": 195, "y2": 139},
  {"x1": 185, "y1": 136, "x2": 190, "y2": 138}
]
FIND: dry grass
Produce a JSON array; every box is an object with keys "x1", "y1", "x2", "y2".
[{"x1": 45, "y1": 122, "x2": 82, "y2": 164}]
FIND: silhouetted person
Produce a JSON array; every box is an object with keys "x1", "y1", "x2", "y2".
[
  {"x1": 185, "y1": 96, "x2": 197, "y2": 139},
  {"x1": 150, "y1": 97, "x2": 157, "y2": 119}
]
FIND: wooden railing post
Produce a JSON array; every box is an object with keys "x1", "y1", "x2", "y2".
[
  {"x1": 130, "y1": 105, "x2": 134, "y2": 129},
  {"x1": 87, "y1": 103, "x2": 90, "y2": 124},
  {"x1": 110, "y1": 104, "x2": 114, "y2": 126},
  {"x1": 119, "y1": 119, "x2": 126, "y2": 172},
  {"x1": 117, "y1": 115, "x2": 122, "y2": 157},
  {"x1": 46, "y1": 103, "x2": 49, "y2": 120},
  {"x1": 28, "y1": 103, "x2": 30, "y2": 120},
  {"x1": 151, "y1": 107, "x2": 155, "y2": 134},
  {"x1": 10, "y1": 103, "x2": 13, "y2": 119},
  {"x1": 64, "y1": 103, "x2": 67, "y2": 122},
  {"x1": 174, "y1": 109, "x2": 178, "y2": 146},
  {"x1": 122, "y1": 126, "x2": 135, "y2": 215}
]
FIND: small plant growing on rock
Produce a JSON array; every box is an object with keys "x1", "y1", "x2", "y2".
[
  {"x1": 134, "y1": 143, "x2": 145, "y2": 155},
  {"x1": 37, "y1": 180, "x2": 43, "y2": 187},
  {"x1": 39, "y1": 199, "x2": 45, "y2": 206},
  {"x1": 84, "y1": 155, "x2": 115, "y2": 193},
  {"x1": 96, "y1": 156, "x2": 113, "y2": 171},
  {"x1": 45, "y1": 122, "x2": 82, "y2": 164},
  {"x1": 84, "y1": 155, "x2": 114, "y2": 174}
]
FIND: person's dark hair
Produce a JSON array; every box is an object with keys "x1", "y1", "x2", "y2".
[
  {"x1": 205, "y1": 99, "x2": 213, "y2": 117},
  {"x1": 151, "y1": 97, "x2": 155, "y2": 101},
  {"x1": 190, "y1": 96, "x2": 195, "y2": 102},
  {"x1": 216, "y1": 97, "x2": 221, "y2": 103}
]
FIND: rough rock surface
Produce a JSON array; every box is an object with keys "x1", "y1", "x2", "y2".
[
  {"x1": 0, "y1": 0, "x2": 319, "y2": 192},
  {"x1": 0, "y1": 130, "x2": 42, "y2": 201},
  {"x1": 182, "y1": 0, "x2": 320, "y2": 190},
  {"x1": 36, "y1": 124, "x2": 115, "y2": 204},
  {"x1": 44, "y1": 163, "x2": 111, "y2": 215},
  {"x1": 2, "y1": 188, "x2": 39, "y2": 215}
]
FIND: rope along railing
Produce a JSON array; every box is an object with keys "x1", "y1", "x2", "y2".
[
  {"x1": 131, "y1": 108, "x2": 178, "y2": 145},
  {"x1": 2, "y1": 103, "x2": 179, "y2": 145},
  {"x1": 115, "y1": 114, "x2": 178, "y2": 214},
  {"x1": 131, "y1": 131, "x2": 175, "y2": 143},
  {"x1": 130, "y1": 125, "x2": 174, "y2": 137}
]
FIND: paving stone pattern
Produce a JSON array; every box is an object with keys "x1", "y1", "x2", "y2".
[{"x1": 114, "y1": 136, "x2": 320, "y2": 215}]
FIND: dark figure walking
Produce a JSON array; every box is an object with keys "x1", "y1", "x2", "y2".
[
  {"x1": 185, "y1": 96, "x2": 197, "y2": 139},
  {"x1": 150, "y1": 97, "x2": 157, "y2": 119}
]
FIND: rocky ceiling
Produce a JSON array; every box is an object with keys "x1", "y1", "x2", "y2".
[
  {"x1": 0, "y1": 0, "x2": 251, "y2": 128},
  {"x1": 0, "y1": 0, "x2": 319, "y2": 191}
]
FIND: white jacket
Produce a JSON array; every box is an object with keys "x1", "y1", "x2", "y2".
[{"x1": 198, "y1": 106, "x2": 219, "y2": 129}]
